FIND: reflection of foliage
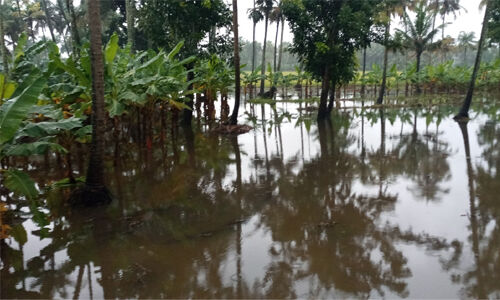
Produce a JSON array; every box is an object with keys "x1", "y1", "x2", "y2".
[{"x1": 0, "y1": 103, "x2": 485, "y2": 298}]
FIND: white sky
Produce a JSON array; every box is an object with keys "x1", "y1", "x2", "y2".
[{"x1": 234, "y1": 0, "x2": 485, "y2": 43}]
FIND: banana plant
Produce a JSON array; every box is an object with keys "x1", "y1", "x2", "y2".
[
  {"x1": 0, "y1": 75, "x2": 47, "y2": 200},
  {"x1": 242, "y1": 65, "x2": 263, "y2": 99}
]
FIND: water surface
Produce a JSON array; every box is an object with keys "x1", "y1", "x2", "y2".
[{"x1": 2, "y1": 97, "x2": 500, "y2": 298}]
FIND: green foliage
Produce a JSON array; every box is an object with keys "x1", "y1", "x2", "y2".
[
  {"x1": 282, "y1": 0, "x2": 382, "y2": 86},
  {"x1": 138, "y1": 0, "x2": 232, "y2": 58},
  {"x1": 0, "y1": 76, "x2": 46, "y2": 144},
  {"x1": 3, "y1": 169, "x2": 39, "y2": 200}
]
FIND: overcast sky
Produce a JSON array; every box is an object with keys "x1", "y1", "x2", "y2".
[{"x1": 234, "y1": 0, "x2": 485, "y2": 44}]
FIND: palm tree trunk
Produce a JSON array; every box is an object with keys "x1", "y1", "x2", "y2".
[
  {"x1": 455, "y1": 0, "x2": 491, "y2": 120},
  {"x1": 73, "y1": 0, "x2": 111, "y2": 205},
  {"x1": 377, "y1": 20, "x2": 390, "y2": 104},
  {"x1": 273, "y1": 19, "x2": 279, "y2": 72},
  {"x1": 125, "y1": 0, "x2": 135, "y2": 51},
  {"x1": 442, "y1": 14, "x2": 445, "y2": 40},
  {"x1": 361, "y1": 46, "x2": 367, "y2": 96},
  {"x1": 277, "y1": 17, "x2": 284, "y2": 71},
  {"x1": 66, "y1": 0, "x2": 81, "y2": 55},
  {"x1": 416, "y1": 51, "x2": 422, "y2": 94},
  {"x1": 260, "y1": 14, "x2": 269, "y2": 95},
  {"x1": 182, "y1": 66, "x2": 195, "y2": 126},
  {"x1": 40, "y1": 0, "x2": 57, "y2": 43},
  {"x1": 0, "y1": 0, "x2": 8, "y2": 78},
  {"x1": 230, "y1": 0, "x2": 240, "y2": 125},
  {"x1": 251, "y1": 0, "x2": 256, "y2": 73}
]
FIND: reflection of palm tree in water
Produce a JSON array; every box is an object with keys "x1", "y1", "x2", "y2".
[
  {"x1": 252, "y1": 117, "x2": 460, "y2": 298},
  {"x1": 456, "y1": 121, "x2": 500, "y2": 298}
]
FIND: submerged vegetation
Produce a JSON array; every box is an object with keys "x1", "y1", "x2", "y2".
[{"x1": 1, "y1": 0, "x2": 500, "y2": 298}]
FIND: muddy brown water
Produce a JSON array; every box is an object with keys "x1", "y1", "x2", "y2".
[{"x1": 1, "y1": 99, "x2": 500, "y2": 298}]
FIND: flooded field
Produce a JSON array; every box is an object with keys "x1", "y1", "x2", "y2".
[{"x1": 2, "y1": 97, "x2": 500, "y2": 298}]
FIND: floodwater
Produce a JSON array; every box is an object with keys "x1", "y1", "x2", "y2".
[{"x1": 2, "y1": 96, "x2": 500, "y2": 298}]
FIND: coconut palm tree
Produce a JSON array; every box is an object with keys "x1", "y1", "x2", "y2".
[
  {"x1": 40, "y1": 0, "x2": 57, "y2": 42},
  {"x1": 397, "y1": 1, "x2": 444, "y2": 94},
  {"x1": 439, "y1": 0, "x2": 464, "y2": 39},
  {"x1": 376, "y1": 0, "x2": 411, "y2": 104},
  {"x1": 457, "y1": 31, "x2": 477, "y2": 65},
  {"x1": 455, "y1": 0, "x2": 491, "y2": 120},
  {"x1": 248, "y1": 2, "x2": 263, "y2": 74},
  {"x1": 270, "y1": 2, "x2": 282, "y2": 72},
  {"x1": 257, "y1": 0, "x2": 275, "y2": 95},
  {"x1": 230, "y1": 0, "x2": 240, "y2": 125},
  {"x1": 429, "y1": 0, "x2": 464, "y2": 40},
  {"x1": 71, "y1": 0, "x2": 111, "y2": 205}
]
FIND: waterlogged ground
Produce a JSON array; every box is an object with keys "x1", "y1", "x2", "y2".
[{"x1": 2, "y1": 96, "x2": 500, "y2": 298}]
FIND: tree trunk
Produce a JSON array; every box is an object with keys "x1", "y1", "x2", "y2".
[
  {"x1": 377, "y1": 20, "x2": 390, "y2": 105},
  {"x1": 442, "y1": 14, "x2": 445, "y2": 40},
  {"x1": 361, "y1": 46, "x2": 367, "y2": 96},
  {"x1": 125, "y1": 0, "x2": 135, "y2": 51},
  {"x1": 66, "y1": 0, "x2": 81, "y2": 55},
  {"x1": 273, "y1": 18, "x2": 279, "y2": 72},
  {"x1": 182, "y1": 65, "x2": 195, "y2": 126},
  {"x1": 327, "y1": 82, "x2": 335, "y2": 112},
  {"x1": 72, "y1": 0, "x2": 111, "y2": 205},
  {"x1": 230, "y1": 0, "x2": 240, "y2": 125},
  {"x1": 277, "y1": 17, "x2": 284, "y2": 71},
  {"x1": 317, "y1": 68, "x2": 330, "y2": 120},
  {"x1": 416, "y1": 51, "x2": 422, "y2": 95},
  {"x1": 260, "y1": 14, "x2": 269, "y2": 95},
  {"x1": 455, "y1": 0, "x2": 491, "y2": 120},
  {"x1": 0, "y1": 0, "x2": 8, "y2": 78},
  {"x1": 252, "y1": 22, "x2": 256, "y2": 73},
  {"x1": 40, "y1": 0, "x2": 57, "y2": 43}
]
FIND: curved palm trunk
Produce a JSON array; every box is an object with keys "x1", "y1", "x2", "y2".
[
  {"x1": 230, "y1": 0, "x2": 240, "y2": 125},
  {"x1": 377, "y1": 20, "x2": 390, "y2": 104},
  {"x1": 455, "y1": 0, "x2": 491, "y2": 120},
  {"x1": 72, "y1": 0, "x2": 111, "y2": 205},
  {"x1": 125, "y1": 0, "x2": 135, "y2": 51},
  {"x1": 260, "y1": 14, "x2": 269, "y2": 95}
]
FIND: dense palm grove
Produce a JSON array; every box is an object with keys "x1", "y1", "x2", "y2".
[{"x1": 0, "y1": 0, "x2": 499, "y2": 224}]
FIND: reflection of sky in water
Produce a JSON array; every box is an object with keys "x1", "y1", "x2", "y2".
[{"x1": 6, "y1": 99, "x2": 500, "y2": 298}]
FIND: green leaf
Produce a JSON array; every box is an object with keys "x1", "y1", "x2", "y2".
[
  {"x1": 0, "y1": 74, "x2": 17, "y2": 101},
  {"x1": 105, "y1": 33, "x2": 119, "y2": 64},
  {"x1": 167, "y1": 41, "x2": 184, "y2": 60},
  {"x1": 10, "y1": 224, "x2": 27, "y2": 246},
  {"x1": 3, "y1": 169, "x2": 39, "y2": 200},
  {"x1": 0, "y1": 77, "x2": 46, "y2": 144},
  {"x1": 108, "y1": 100, "x2": 126, "y2": 117},
  {"x1": 4, "y1": 141, "x2": 68, "y2": 156},
  {"x1": 19, "y1": 118, "x2": 83, "y2": 138}
]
